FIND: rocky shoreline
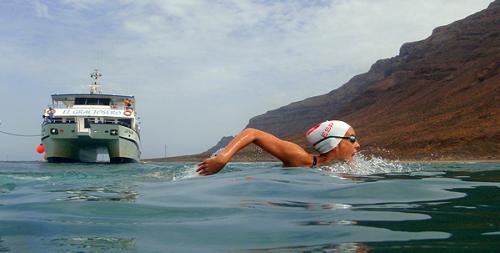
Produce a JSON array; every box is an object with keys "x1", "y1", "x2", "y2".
[{"x1": 147, "y1": 1, "x2": 499, "y2": 163}]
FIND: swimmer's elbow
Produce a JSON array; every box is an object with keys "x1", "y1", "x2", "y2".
[
  {"x1": 236, "y1": 128, "x2": 265, "y2": 145},
  {"x1": 241, "y1": 128, "x2": 259, "y2": 137}
]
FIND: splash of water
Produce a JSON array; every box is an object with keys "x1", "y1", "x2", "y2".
[
  {"x1": 172, "y1": 164, "x2": 199, "y2": 181},
  {"x1": 319, "y1": 153, "x2": 418, "y2": 176}
]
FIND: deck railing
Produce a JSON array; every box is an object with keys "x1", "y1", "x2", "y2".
[
  {"x1": 42, "y1": 119, "x2": 133, "y2": 129},
  {"x1": 46, "y1": 105, "x2": 132, "y2": 110}
]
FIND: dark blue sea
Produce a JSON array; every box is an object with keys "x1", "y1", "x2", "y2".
[{"x1": 0, "y1": 157, "x2": 499, "y2": 252}]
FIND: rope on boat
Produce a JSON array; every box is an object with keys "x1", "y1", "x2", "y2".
[{"x1": 0, "y1": 130, "x2": 41, "y2": 137}]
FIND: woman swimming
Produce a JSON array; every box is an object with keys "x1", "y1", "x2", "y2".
[{"x1": 197, "y1": 120, "x2": 360, "y2": 175}]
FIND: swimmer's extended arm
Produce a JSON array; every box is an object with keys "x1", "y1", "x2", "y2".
[{"x1": 196, "y1": 128, "x2": 312, "y2": 175}]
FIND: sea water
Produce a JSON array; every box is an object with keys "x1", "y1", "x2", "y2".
[{"x1": 0, "y1": 157, "x2": 499, "y2": 253}]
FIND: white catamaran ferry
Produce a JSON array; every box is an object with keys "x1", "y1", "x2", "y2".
[{"x1": 41, "y1": 70, "x2": 141, "y2": 163}]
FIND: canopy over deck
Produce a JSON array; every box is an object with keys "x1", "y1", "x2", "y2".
[
  {"x1": 49, "y1": 70, "x2": 136, "y2": 107},
  {"x1": 52, "y1": 93, "x2": 134, "y2": 101},
  {"x1": 51, "y1": 94, "x2": 135, "y2": 107}
]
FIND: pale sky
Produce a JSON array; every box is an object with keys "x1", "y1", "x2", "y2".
[{"x1": 0, "y1": 0, "x2": 492, "y2": 161}]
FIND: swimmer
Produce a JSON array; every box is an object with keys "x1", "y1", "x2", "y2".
[{"x1": 197, "y1": 120, "x2": 360, "y2": 175}]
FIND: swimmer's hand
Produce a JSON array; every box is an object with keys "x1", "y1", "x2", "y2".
[{"x1": 196, "y1": 156, "x2": 228, "y2": 176}]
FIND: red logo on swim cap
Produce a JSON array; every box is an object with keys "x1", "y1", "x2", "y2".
[
  {"x1": 306, "y1": 124, "x2": 321, "y2": 135},
  {"x1": 321, "y1": 122, "x2": 334, "y2": 138}
]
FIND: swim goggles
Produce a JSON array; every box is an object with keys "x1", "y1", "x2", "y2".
[{"x1": 313, "y1": 135, "x2": 357, "y2": 147}]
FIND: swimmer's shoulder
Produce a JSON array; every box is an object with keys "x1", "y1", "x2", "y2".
[{"x1": 281, "y1": 152, "x2": 314, "y2": 168}]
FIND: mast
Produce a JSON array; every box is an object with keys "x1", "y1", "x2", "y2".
[{"x1": 89, "y1": 69, "x2": 102, "y2": 94}]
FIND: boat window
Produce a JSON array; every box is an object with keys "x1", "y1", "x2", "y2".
[
  {"x1": 64, "y1": 118, "x2": 75, "y2": 123},
  {"x1": 84, "y1": 118, "x2": 91, "y2": 128},
  {"x1": 75, "y1": 98, "x2": 86, "y2": 105},
  {"x1": 104, "y1": 119, "x2": 117, "y2": 124},
  {"x1": 118, "y1": 119, "x2": 132, "y2": 128},
  {"x1": 50, "y1": 118, "x2": 63, "y2": 123},
  {"x1": 75, "y1": 97, "x2": 111, "y2": 105}
]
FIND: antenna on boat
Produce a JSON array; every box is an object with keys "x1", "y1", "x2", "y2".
[{"x1": 89, "y1": 69, "x2": 102, "y2": 94}]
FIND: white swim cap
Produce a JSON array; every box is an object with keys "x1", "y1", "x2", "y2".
[{"x1": 306, "y1": 120, "x2": 351, "y2": 154}]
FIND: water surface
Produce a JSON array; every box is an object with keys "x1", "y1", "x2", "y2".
[{"x1": 0, "y1": 159, "x2": 498, "y2": 252}]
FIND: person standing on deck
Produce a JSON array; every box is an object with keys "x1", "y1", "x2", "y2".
[
  {"x1": 123, "y1": 99, "x2": 131, "y2": 109},
  {"x1": 47, "y1": 107, "x2": 55, "y2": 123}
]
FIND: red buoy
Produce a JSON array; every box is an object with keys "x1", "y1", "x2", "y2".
[{"x1": 36, "y1": 144, "x2": 45, "y2": 154}]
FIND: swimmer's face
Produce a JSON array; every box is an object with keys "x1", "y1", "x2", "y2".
[{"x1": 324, "y1": 127, "x2": 360, "y2": 162}]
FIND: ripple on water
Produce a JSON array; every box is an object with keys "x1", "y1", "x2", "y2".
[
  {"x1": 0, "y1": 161, "x2": 498, "y2": 252},
  {"x1": 50, "y1": 236, "x2": 135, "y2": 252},
  {"x1": 51, "y1": 185, "x2": 138, "y2": 202},
  {"x1": 240, "y1": 199, "x2": 352, "y2": 210},
  {"x1": 0, "y1": 183, "x2": 15, "y2": 193}
]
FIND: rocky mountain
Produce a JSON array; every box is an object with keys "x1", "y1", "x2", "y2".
[
  {"x1": 208, "y1": 1, "x2": 499, "y2": 161},
  {"x1": 152, "y1": 1, "x2": 499, "y2": 162},
  {"x1": 205, "y1": 136, "x2": 234, "y2": 155}
]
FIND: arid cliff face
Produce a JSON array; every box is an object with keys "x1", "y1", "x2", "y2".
[{"x1": 211, "y1": 1, "x2": 499, "y2": 161}]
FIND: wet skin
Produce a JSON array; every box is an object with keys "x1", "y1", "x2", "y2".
[{"x1": 197, "y1": 127, "x2": 361, "y2": 176}]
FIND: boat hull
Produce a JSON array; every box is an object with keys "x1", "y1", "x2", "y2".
[{"x1": 42, "y1": 123, "x2": 140, "y2": 163}]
